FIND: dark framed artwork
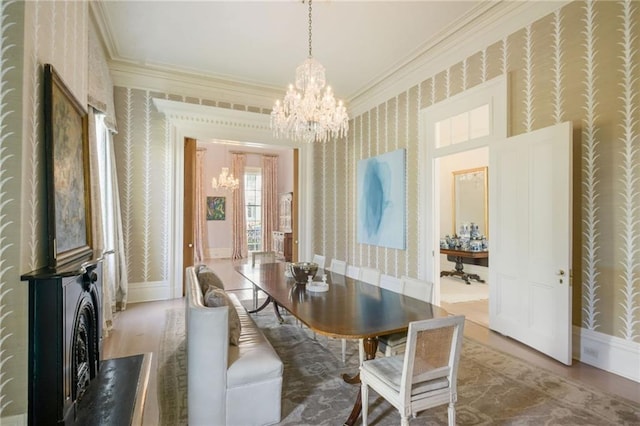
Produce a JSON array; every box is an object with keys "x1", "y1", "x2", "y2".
[
  {"x1": 207, "y1": 196, "x2": 226, "y2": 220},
  {"x1": 43, "y1": 64, "x2": 93, "y2": 268}
]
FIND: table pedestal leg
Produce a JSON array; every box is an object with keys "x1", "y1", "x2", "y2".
[
  {"x1": 343, "y1": 337, "x2": 378, "y2": 426},
  {"x1": 440, "y1": 255, "x2": 486, "y2": 285},
  {"x1": 247, "y1": 296, "x2": 271, "y2": 314},
  {"x1": 247, "y1": 296, "x2": 286, "y2": 323}
]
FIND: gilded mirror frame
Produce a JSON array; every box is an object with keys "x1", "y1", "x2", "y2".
[{"x1": 452, "y1": 166, "x2": 488, "y2": 236}]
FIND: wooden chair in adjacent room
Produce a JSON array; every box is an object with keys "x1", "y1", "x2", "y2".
[{"x1": 360, "y1": 315, "x2": 465, "y2": 426}]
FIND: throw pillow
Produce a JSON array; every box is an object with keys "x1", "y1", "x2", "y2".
[
  {"x1": 197, "y1": 267, "x2": 225, "y2": 294},
  {"x1": 203, "y1": 287, "x2": 241, "y2": 346}
]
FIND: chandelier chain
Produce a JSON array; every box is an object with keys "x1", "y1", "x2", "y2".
[{"x1": 308, "y1": 0, "x2": 313, "y2": 57}]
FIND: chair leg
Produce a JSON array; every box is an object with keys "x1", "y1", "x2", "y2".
[
  {"x1": 252, "y1": 285, "x2": 258, "y2": 310},
  {"x1": 448, "y1": 402, "x2": 456, "y2": 426},
  {"x1": 361, "y1": 383, "x2": 369, "y2": 426},
  {"x1": 341, "y1": 339, "x2": 346, "y2": 363},
  {"x1": 400, "y1": 415, "x2": 409, "y2": 426}
]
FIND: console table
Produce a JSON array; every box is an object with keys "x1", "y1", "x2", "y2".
[{"x1": 440, "y1": 248, "x2": 489, "y2": 285}]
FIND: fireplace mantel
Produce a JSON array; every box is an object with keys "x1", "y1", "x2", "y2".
[{"x1": 21, "y1": 256, "x2": 103, "y2": 426}]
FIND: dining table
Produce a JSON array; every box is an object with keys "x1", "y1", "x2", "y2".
[{"x1": 236, "y1": 262, "x2": 451, "y2": 426}]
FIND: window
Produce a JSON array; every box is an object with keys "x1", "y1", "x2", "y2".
[
  {"x1": 244, "y1": 167, "x2": 262, "y2": 252},
  {"x1": 95, "y1": 114, "x2": 114, "y2": 251},
  {"x1": 435, "y1": 104, "x2": 490, "y2": 148}
]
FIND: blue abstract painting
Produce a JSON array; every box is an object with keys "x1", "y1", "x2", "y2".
[{"x1": 357, "y1": 149, "x2": 406, "y2": 249}]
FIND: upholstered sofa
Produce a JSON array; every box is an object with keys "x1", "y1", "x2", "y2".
[{"x1": 186, "y1": 265, "x2": 283, "y2": 425}]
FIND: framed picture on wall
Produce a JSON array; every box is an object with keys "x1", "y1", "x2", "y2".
[
  {"x1": 207, "y1": 196, "x2": 226, "y2": 220},
  {"x1": 43, "y1": 64, "x2": 93, "y2": 268},
  {"x1": 357, "y1": 148, "x2": 406, "y2": 249}
]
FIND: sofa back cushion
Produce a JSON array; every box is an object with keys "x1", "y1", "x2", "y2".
[
  {"x1": 197, "y1": 266, "x2": 225, "y2": 294},
  {"x1": 203, "y1": 287, "x2": 241, "y2": 346}
]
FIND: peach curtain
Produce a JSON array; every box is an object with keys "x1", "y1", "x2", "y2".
[
  {"x1": 261, "y1": 155, "x2": 278, "y2": 252},
  {"x1": 231, "y1": 153, "x2": 247, "y2": 259},
  {"x1": 193, "y1": 149, "x2": 208, "y2": 262}
]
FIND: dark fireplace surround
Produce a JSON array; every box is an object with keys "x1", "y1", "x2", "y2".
[{"x1": 21, "y1": 258, "x2": 103, "y2": 425}]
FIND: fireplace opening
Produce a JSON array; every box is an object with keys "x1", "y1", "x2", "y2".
[{"x1": 72, "y1": 293, "x2": 99, "y2": 403}]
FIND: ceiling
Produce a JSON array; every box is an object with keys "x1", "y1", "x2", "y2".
[{"x1": 92, "y1": 1, "x2": 494, "y2": 104}]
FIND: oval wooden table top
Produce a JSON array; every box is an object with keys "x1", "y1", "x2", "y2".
[{"x1": 236, "y1": 262, "x2": 450, "y2": 340}]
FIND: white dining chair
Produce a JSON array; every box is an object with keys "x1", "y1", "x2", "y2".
[
  {"x1": 360, "y1": 315, "x2": 465, "y2": 426},
  {"x1": 312, "y1": 254, "x2": 326, "y2": 270},
  {"x1": 358, "y1": 266, "x2": 381, "y2": 287},
  {"x1": 328, "y1": 258, "x2": 347, "y2": 275},
  {"x1": 377, "y1": 276, "x2": 434, "y2": 357},
  {"x1": 380, "y1": 276, "x2": 403, "y2": 294},
  {"x1": 401, "y1": 275, "x2": 434, "y2": 302}
]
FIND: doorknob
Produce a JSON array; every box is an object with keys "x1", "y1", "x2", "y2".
[
  {"x1": 188, "y1": 243, "x2": 194, "y2": 248},
  {"x1": 557, "y1": 270, "x2": 565, "y2": 276}
]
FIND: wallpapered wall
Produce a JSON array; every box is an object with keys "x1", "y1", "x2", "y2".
[
  {"x1": 313, "y1": 0, "x2": 639, "y2": 343},
  {"x1": 1, "y1": 0, "x2": 89, "y2": 418},
  {"x1": 111, "y1": 88, "x2": 273, "y2": 286}
]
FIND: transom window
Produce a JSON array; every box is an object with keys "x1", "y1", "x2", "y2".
[{"x1": 434, "y1": 104, "x2": 490, "y2": 148}]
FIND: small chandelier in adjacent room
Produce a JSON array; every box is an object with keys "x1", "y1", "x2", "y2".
[
  {"x1": 212, "y1": 167, "x2": 239, "y2": 192},
  {"x1": 271, "y1": 0, "x2": 349, "y2": 143}
]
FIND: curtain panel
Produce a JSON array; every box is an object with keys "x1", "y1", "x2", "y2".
[
  {"x1": 88, "y1": 22, "x2": 118, "y2": 131},
  {"x1": 88, "y1": 110, "x2": 113, "y2": 336},
  {"x1": 261, "y1": 155, "x2": 278, "y2": 253},
  {"x1": 231, "y1": 153, "x2": 247, "y2": 259}
]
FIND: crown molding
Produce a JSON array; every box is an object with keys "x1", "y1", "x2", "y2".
[
  {"x1": 347, "y1": 0, "x2": 570, "y2": 117},
  {"x1": 89, "y1": 1, "x2": 118, "y2": 60},
  {"x1": 153, "y1": 99, "x2": 303, "y2": 149},
  {"x1": 110, "y1": 61, "x2": 281, "y2": 111}
]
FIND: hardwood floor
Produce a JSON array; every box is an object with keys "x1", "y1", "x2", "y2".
[{"x1": 103, "y1": 259, "x2": 640, "y2": 425}]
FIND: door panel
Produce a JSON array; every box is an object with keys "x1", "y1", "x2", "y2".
[
  {"x1": 489, "y1": 122, "x2": 572, "y2": 365},
  {"x1": 183, "y1": 137, "x2": 196, "y2": 295}
]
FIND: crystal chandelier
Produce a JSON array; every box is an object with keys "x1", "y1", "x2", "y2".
[
  {"x1": 271, "y1": 0, "x2": 349, "y2": 143},
  {"x1": 212, "y1": 167, "x2": 239, "y2": 191}
]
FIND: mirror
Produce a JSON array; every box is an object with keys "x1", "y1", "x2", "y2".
[{"x1": 452, "y1": 166, "x2": 488, "y2": 236}]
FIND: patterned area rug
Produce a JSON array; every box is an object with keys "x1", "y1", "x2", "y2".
[{"x1": 158, "y1": 300, "x2": 639, "y2": 425}]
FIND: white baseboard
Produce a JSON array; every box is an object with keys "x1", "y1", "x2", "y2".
[
  {"x1": 127, "y1": 280, "x2": 172, "y2": 303},
  {"x1": 206, "y1": 247, "x2": 232, "y2": 259},
  {"x1": 0, "y1": 413, "x2": 27, "y2": 426},
  {"x1": 572, "y1": 326, "x2": 640, "y2": 383}
]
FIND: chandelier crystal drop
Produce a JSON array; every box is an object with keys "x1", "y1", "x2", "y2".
[
  {"x1": 271, "y1": 0, "x2": 349, "y2": 143},
  {"x1": 212, "y1": 167, "x2": 239, "y2": 191}
]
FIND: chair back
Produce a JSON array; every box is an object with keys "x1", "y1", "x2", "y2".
[
  {"x1": 252, "y1": 251, "x2": 276, "y2": 266},
  {"x1": 400, "y1": 315, "x2": 465, "y2": 402},
  {"x1": 329, "y1": 259, "x2": 347, "y2": 275},
  {"x1": 380, "y1": 276, "x2": 403, "y2": 294},
  {"x1": 358, "y1": 266, "x2": 381, "y2": 286},
  {"x1": 401, "y1": 275, "x2": 434, "y2": 303},
  {"x1": 312, "y1": 254, "x2": 326, "y2": 270}
]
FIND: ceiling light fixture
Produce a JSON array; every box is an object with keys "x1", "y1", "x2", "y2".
[
  {"x1": 271, "y1": 0, "x2": 349, "y2": 143},
  {"x1": 212, "y1": 167, "x2": 239, "y2": 192}
]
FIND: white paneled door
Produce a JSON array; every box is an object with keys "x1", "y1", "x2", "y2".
[{"x1": 489, "y1": 122, "x2": 573, "y2": 365}]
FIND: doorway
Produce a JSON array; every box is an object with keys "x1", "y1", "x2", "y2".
[{"x1": 437, "y1": 147, "x2": 489, "y2": 327}]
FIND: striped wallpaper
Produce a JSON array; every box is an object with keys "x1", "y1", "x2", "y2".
[
  {"x1": 1, "y1": 0, "x2": 89, "y2": 418},
  {"x1": 312, "y1": 0, "x2": 639, "y2": 343}
]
